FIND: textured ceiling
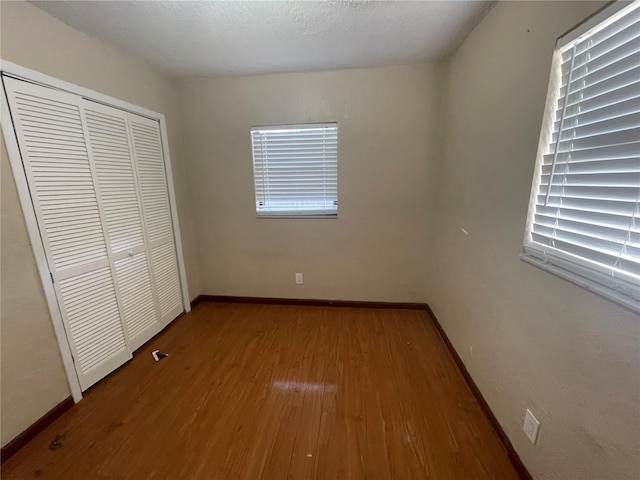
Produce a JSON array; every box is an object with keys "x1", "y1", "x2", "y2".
[{"x1": 30, "y1": 1, "x2": 494, "y2": 77}]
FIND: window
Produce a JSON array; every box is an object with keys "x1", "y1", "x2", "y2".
[
  {"x1": 251, "y1": 123, "x2": 338, "y2": 217},
  {"x1": 522, "y1": 1, "x2": 640, "y2": 312}
]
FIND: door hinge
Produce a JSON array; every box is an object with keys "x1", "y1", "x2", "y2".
[{"x1": 50, "y1": 272, "x2": 54, "y2": 283}]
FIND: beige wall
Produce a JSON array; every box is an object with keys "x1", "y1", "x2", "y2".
[
  {"x1": 1, "y1": 135, "x2": 70, "y2": 446},
  {"x1": 0, "y1": 0, "x2": 200, "y2": 446},
  {"x1": 178, "y1": 65, "x2": 443, "y2": 302},
  {"x1": 432, "y1": 2, "x2": 639, "y2": 479}
]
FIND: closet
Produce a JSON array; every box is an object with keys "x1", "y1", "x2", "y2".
[{"x1": 3, "y1": 75, "x2": 185, "y2": 392}]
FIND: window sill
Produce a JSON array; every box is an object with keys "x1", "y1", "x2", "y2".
[
  {"x1": 520, "y1": 253, "x2": 639, "y2": 314},
  {"x1": 256, "y1": 214, "x2": 338, "y2": 219}
]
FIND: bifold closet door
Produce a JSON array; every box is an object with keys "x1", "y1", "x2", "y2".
[
  {"x1": 128, "y1": 114, "x2": 183, "y2": 327},
  {"x1": 82, "y1": 101, "x2": 161, "y2": 351},
  {"x1": 3, "y1": 77, "x2": 131, "y2": 390}
]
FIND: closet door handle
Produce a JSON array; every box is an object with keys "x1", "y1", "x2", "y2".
[{"x1": 128, "y1": 251, "x2": 134, "y2": 258}]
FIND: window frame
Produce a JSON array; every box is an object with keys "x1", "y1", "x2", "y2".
[
  {"x1": 521, "y1": 0, "x2": 640, "y2": 313},
  {"x1": 250, "y1": 122, "x2": 338, "y2": 219}
]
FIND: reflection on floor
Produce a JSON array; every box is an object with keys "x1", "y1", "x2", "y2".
[{"x1": 2, "y1": 301, "x2": 519, "y2": 479}]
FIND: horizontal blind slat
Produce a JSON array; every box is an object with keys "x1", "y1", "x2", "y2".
[
  {"x1": 559, "y1": 83, "x2": 640, "y2": 120},
  {"x1": 551, "y1": 112, "x2": 640, "y2": 143},
  {"x1": 525, "y1": 0, "x2": 640, "y2": 309},
  {"x1": 541, "y1": 157, "x2": 640, "y2": 175},
  {"x1": 252, "y1": 124, "x2": 338, "y2": 215},
  {"x1": 554, "y1": 128, "x2": 639, "y2": 153}
]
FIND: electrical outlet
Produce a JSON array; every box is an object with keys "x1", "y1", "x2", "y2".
[
  {"x1": 523, "y1": 409, "x2": 540, "y2": 444},
  {"x1": 469, "y1": 345, "x2": 473, "y2": 355},
  {"x1": 295, "y1": 273, "x2": 303, "y2": 285}
]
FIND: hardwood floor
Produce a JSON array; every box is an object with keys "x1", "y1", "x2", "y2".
[{"x1": 2, "y1": 302, "x2": 519, "y2": 479}]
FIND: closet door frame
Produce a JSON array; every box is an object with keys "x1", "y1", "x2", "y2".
[{"x1": 0, "y1": 60, "x2": 191, "y2": 403}]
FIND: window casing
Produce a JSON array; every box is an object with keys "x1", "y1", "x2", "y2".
[
  {"x1": 522, "y1": 1, "x2": 640, "y2": 313},
  {"x1": 250, "y1": 123, "x2": 338, "y2": 217}
]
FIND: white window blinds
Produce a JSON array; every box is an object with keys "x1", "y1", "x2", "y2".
[
  {"x1": 251, "y1": 123, "x2": 338, "y2": 217},
  {"x1": 522, "y1": 1, "x2": 640, "y2": 312}
]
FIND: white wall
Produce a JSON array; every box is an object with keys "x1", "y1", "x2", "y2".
[
  {"x1": 432, "y1": 2, "x2": 639, "y2": 479},
  {"x1": 0, "y1": 0, "x2": 201, "y2": 446},
  {"x1": 178, "y1": 65, "x2": 443, "y2": 302}
]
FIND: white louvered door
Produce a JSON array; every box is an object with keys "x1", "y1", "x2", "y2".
[
  {"x1": 4, "y1": 77, "x2": 131, "y2": 390},
  {"x1": 82, "y1": 101, "x2": 162, "y2": 351},
  {"x1": 128, "y1": 114, "x2": 183, "y2": 327}
]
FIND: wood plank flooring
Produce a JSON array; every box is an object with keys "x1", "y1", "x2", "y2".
[{"x1": 2, "y1": 302, "x2": 519, "y2": 479}]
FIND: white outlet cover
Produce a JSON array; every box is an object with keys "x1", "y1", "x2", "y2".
[
  {"x1": 523, "y1": 409, "x2": 540, "y2": 444},
  {"x1": 295, "y1": 273, "x2": 303, "y2": 285}
]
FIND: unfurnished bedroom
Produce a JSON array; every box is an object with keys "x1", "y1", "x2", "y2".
[{"x1": 0, "y1": 1, "x2": 638, "y2": 479}]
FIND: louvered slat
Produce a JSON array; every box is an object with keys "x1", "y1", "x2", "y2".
[
  {"x1": 114, "y1": 253, "x2": 159, "y2": 350},
  {"x1": 57, "y1": 264, "x2": 130, "y2": 386},
  {"x1": 84, "y1": 101, "x2": 163, "y2": 348},
  {"x1": 151, "y1": 243, "x2": 182, "y2": 319},
  {"x1": 129, "y1": 114, "x2": 182, "y2": 326},
  {"x1": 129, "y1": 117, "x2": 173, "y2": 244},
  {"x1": 84, "y1": 103, "x2": 146, "y2": 253},
  {"x1": 4, "y1": 78, "x2": 132, "y2": 390},
  {"x1": 6, "y1": 84, "x2": 108, "y2": 272}
]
